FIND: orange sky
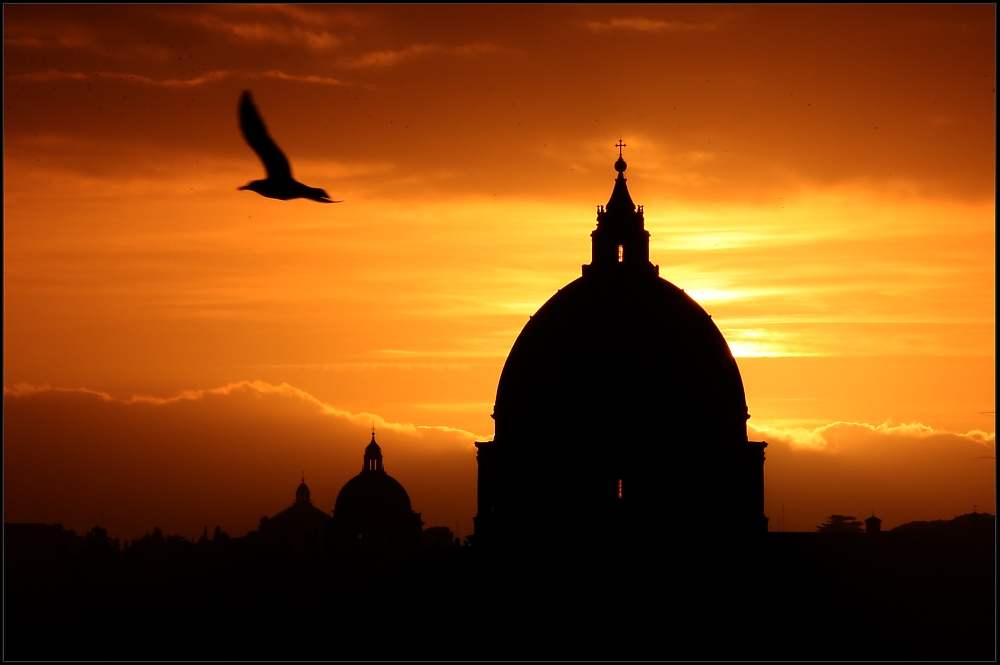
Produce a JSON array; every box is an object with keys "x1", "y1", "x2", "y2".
[{"x1": 4, "y1": 5, "x2": 995, "y2": 539}]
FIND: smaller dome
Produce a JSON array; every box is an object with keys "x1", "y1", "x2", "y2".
[
  {"x1": 335, "y1": 471, "x2": 413, "y2": 517},
  {"x1": 331, "y1": 434, "x2": 423, "y2": 551},
  {"x1": 334, "y1": 432, "x2": 414, "y2": 520}
]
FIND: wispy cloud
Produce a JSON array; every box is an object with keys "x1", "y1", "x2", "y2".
[
  {"x1": 585, "y1": 18, "x2": 717, "y2": 33},
  {"x1": 3, "y1": 380, "x2": 479, "y2": 439},
  {"x1": 345, "y1": 42, "x2": 515, "y2": 68},
  {"x1": 4, "y1": 7, "x2": 365, "y2": 55},
  {"x1": 4, "y1": 69, "x2": 88, "y2": 82},
  {"x1": 3, "y1": 32, "x2": 97, "y2": 50},
  {"x1": 189, "y1": 12, "x2": 342, "y2": 50},
  {"x1": 6, "y1": 382, "x2": 992, "y2": 538},
  {"x1": 256, "y1": 70, "x2": 344, "y2": 86},
  {"x1": 4, "y1": 380, "x2": 483, "y2": 540},
  {"x1": 7, "y1": 69, "x2": 344, "y2": 87},
  {"x1": 756, "y1": 418, "x2": 994, "y2": 530},
  {"x1": 4, "y1": 35, "x2": 45, "y2": 47},
  {"x1": 750, "y1": 419, "x2": 995, "y2": 451},
  {"x1": 244, "y1": 362, "x2": 478, "y2": 372},
  {"x1": 94, "y1": 70, "x2": 234, "y2": 87}
]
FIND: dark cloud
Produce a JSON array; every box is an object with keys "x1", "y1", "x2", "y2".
[
  {"x1": 3, "y1": 382, "x2": 478, "y2": 541},
  {"x1": 754, "y1": 421, "x2": 995, "y2": 531},
  {"x1": 3, "y1": 5, "x2": 993, "y2": 203},
  {"x1": 4, "y1": 382, "x2": 992, "y2": 541}
]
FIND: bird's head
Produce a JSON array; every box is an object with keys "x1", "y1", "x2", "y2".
[{"x1": 238, "y1": 181, "x2": 264, "y2": 194}]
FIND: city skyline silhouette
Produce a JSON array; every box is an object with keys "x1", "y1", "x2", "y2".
[
  {"x1": 4, "y1": 4, "x2": 994, "y2": 661},
  {"x1": 5, "y1": 6, "x2": 993, "y2": 545}
]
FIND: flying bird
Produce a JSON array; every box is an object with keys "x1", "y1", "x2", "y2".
[{"x1": 238, "y1": 90, "x2": 340, "y2": 203}]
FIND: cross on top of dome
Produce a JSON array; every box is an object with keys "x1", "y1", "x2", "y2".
[{"x1": 615, "y1": 139, "x2": 627, "y2": 173}]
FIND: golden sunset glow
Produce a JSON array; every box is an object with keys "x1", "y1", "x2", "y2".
[{"x1": 4, "y1": 5, "x2": 994, "y2": 538}]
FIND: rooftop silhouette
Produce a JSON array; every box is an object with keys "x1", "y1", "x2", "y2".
[
  {"x1": 4, "y1": 511, "x2": 993, "y2": 660},
  {"x1": 253, "y1": 473, "x2": 332, "y2": 553}
]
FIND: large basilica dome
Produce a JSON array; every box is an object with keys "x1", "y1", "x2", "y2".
[
  {"x1": 473, "y1": 151, "x2": 767, "y2": 547},
  {"x1": 494, "y1": 268, "x2": 750, "y2": 445}
]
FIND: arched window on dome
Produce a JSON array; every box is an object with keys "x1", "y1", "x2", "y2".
[
  {"x1": 617, "y1": 245, "x2": 623, "y2": 263},
  {"x1": 617, "y1": 478, "x2": 623, "y2": 499}
]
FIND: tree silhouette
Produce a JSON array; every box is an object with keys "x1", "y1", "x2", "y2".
[
  {"x1": 85, "y1": 525, "x2": 113, "y2": 550},
  {"x1": 816, "y1": 515, "x2": 864, "y2": 533}
]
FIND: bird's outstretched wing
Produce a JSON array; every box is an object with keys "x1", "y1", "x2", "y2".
[
  {"x1": 239, "y1": 91, "x2": 292, "y2": 181},
  {"x1": 315, "y1": 189, "x2": 343, "y2": 204}
]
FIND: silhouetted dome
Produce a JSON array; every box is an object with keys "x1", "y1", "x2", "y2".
[
  {"x1": 334, "y1": 470, "x2": 414, "y2": 518},
  {"x1": 494, "y1": 273, "x2": 749, "y2": 444},
  {"x1": 331, "y1": 433, "x2": 423, "y2": 551},
  {"x1": 476, "y1": 152, "x2": 761, "y2": 541},
  {"x1": 257, "y1": 476, "x2": 331, "y2": 550},
  {"x1": 494, "y1": 156, "x2": 748, "y2": 449}
]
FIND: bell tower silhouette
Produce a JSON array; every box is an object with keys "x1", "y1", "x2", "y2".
[{"x1": 584, "y1": 141, "x2": 657, "y2": 277}]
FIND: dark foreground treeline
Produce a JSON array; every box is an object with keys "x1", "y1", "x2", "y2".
[{"x1": 5, "y1": 520, "x2": 995, "y2": 661}]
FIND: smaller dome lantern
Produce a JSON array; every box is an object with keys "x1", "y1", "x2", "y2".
[{"x1": 295, "y1": 473, "x2": 311, "y2": 505}]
